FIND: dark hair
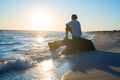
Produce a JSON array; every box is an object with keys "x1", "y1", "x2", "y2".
[{"x1": 72, "y1": 14, "x2": 77, "y2": 20}]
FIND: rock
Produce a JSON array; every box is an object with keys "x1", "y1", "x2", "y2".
[{"x1": 48, "y1": 38, "x2": 95, "y2": 55}]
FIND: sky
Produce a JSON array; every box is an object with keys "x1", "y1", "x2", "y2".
[{"x1": 0, "y1": 0, "x2": 120, "y2": 31}]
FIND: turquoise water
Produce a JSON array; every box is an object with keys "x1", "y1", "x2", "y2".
[{"x1": 0, "y1": 30, "x2": 94, "y2": 80}]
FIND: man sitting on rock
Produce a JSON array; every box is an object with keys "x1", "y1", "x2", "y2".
[
  {"x1": 65, "y1": 14, "x2": 82, "y2": 40},
  {"x1": 48, "y1": 14, "x2": 95, "y2": 55}
]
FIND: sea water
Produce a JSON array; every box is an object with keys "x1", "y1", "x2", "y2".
[{"x1": 0, "y1": 30, "x2": 94, "y2": 80}]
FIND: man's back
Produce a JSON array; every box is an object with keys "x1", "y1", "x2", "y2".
[{"x1": 67, "y1": 19, "x2": 82, "y2": 37}]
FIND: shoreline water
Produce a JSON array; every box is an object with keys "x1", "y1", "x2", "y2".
[{"x1": 0, "y1": 30, "x2": 120, "y2": 80}]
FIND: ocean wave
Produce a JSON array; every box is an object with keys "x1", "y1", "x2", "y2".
[
  {"x1": 0, "y1": 51, "x2": 51, "y2": 74},
  {"x1": 0, "y1": 42, "x2": 22, "y2": 45},
  {"x1": 0, "y1": 56, "x2": 37, "y2": 74}
]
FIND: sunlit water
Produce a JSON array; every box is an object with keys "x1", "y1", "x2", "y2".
[{"x1": 0, "y1": 30, "x2": 94, "y2": 80}]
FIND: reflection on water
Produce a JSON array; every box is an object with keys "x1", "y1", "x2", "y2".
[
  {"x1": 36, "y1": 37, "x2": 45, "y2": 44},
  {"x1": 31, "y1": 36, "x2": 49, "y2": 51},
  {"x1": 37, "y1": 59, "x2": 58, "y2": 80},
  {"x1": 41, "y1": 60, "x2": 54, "y2": 72}
]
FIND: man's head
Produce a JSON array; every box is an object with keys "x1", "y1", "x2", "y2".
[{"x1": 71, "y1": 14, "x2": 77, "y2": 20}]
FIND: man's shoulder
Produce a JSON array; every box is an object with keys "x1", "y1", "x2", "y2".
[
  {"x1": 67, "y1": 20, "x2": 80, "y2": 25},
  {"x1": 69, "y1": 20, "x2": 77, "y2": 23}
]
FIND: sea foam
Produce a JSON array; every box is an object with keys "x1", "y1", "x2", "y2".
[{"x1": 0, "y1": 56, "x2": 36, "y2": 74}]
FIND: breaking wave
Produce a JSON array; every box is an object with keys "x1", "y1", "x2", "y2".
[{"x1": 0, "y1": 55, "x2": 46, "y2": 74}]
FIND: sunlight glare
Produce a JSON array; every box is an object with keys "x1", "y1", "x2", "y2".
[
  {"x1": 39, "y1": 60, "x2": 57, "y2": 79},
  {"x1": 41, "y1": 60, "x2": 54, "y2": 72},
  {"x1": 31, "y1": 11, "x2": 53, "y2": 31}
]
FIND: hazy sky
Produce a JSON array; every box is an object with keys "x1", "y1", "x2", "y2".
[{"x1": 0, "y1": 0, "x2": 120, "y2": 31}]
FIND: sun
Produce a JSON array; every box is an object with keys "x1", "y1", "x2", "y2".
[{"x1": 30, "y1": 11, "x2": 53, "y2": 31}]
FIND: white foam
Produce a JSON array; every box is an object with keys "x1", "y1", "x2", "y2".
[
  {"x1": 50, "y1": 51, "x2": 61, "y2": 58},
  {"x1": 0, "y1": 56, "x2": 36, "y2": 74},
  {"x1": 49, "y1": 46, "x2": 66, "y2": 59}
]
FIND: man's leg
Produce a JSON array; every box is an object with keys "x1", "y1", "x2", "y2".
[{"x1": 65, "y1": 25, "x2": 72, "y2": 39}]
